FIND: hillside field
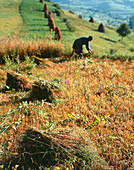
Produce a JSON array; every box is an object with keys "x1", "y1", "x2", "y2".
[
  {"x1": 0, "y1": 0, "x2": 134, "y2": 169},
  {"x1": 52, "y1": 0, "x2": 134, "y2": 28}
]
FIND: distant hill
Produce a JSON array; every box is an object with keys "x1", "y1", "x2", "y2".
[{"x1": 52, "y1": 0, "x2": 134, "y2": 27}]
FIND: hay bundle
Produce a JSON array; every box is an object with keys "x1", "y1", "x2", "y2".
[
  {"x1": 6, "y1": 71, "x2": 32, "y2": 91},
  {"x1": 48, "y1": 12, "x2": 55, "y2": 31},
  {"x1": 49, "y1": 18, "x2": 56, "y2": 31},
  {"x1": 44, "y1": 4, "x2": 48, "y2": 18},
  {"x1": 48, "y1": 11, "x2": 53, "y2": 18},
  {"x1": 40, "y1": 0, "x2": 44, "y2": 3},
  {"x1": 44, "y1": 3, "x2": 48, "y2": 11},
  {"x1": 29, "y1": 80, "x2": 55, "y2": 102},
  {"x1": 98, "y1": 23, "x2": 105, "y2": 32},
  {"x1": 55, "y1": 27, "x2": 62, "y2": 41},
  {"x1": 4, "y1": 128, "x2": 108, "y2": 169},
  {"x1": 89, "y1": 17, "x2": 95, "y2": 23},
  {"x1": 30, "y1": 55, "x2": 54, "y2": 67}
]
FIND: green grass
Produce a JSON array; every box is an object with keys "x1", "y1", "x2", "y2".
[
  {"x1": 19, "y1": 0, "x2": 70, "y2": 40},
  {"x1": 0, "y1": 0, "x2": 22, "y2": 38},
  {"x1": 0, "y1": 0, "x2": 134, "y2": 59}
]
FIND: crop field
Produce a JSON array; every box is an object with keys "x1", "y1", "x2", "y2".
[
  {"x1": 0, "y1": 0, "x2": 134, "y2": 169},
  {"x1": 0, "y1": 0, "x2": 22, "y2": 38}
]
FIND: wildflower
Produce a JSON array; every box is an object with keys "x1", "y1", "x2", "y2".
[
  {"x1": 55, "y1": 166, "x2": 60, "y2": 170},
  {"x1": 65, "y1": 80, "x2": 70, "y2": 84},
  {"x1": 80, "y1": 65, "x2": 84, "y2": 69},
  {"x1": 0, "y1": 164, "x2": 4, "y2": 169}
]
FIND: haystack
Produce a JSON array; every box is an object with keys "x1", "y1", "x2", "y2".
[
  {"x1": 44, "y1": 4, "x2": 48, "y2": 18},
  {"x1": 55, "y1": 27, "x2": 62, "y2": 41},
  {"x1": 40, "y1": 0, "x2": 44, "y2": 3},
  {"x1": 98, "y1": 23, "x2": 105, "y2": 32},
  {"x1": 47, "y1": 11, "x2": 55, "y2": 31},
  {"x1": 29, "y1": 80, "x2": 55, "y2": 102},
  {"x1": 30, "y1": 55, "x2": 54, "y2": 67},
  {"x1": 49, "y1": 18, "x2": 55, "y2": 31},
  {"x1": 44, "y1": 3, "x2": 48, "y2": 11},
  {"x1": 48, "y1": 11, "x2": 53, "y2": 18},
  {"x1": 89, "y1": 17, "x2": 95, "y2": 23},
  {"x1": 44, "y1": 10, "x2": 48, "y2": 18},
  {"x1": 4, "y1": 128, "x2": 108, "y2": 169},
  {"x1": 6, "y1": 71, "x2": 32, "y2": 91}
]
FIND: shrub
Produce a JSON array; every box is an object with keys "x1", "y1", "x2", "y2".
[
  {"x1": 66, "y1": 21, "x2": 76, "y2": 32},
  {"x1": 116, "y1": 23, "x2": 131, "y2": 42},
  {"x1": 129, "y1": 47, "x2": 134, "y2": 52},
  {"x1": 78, "y1": 15, "x2": 83, "y2": 19},
  {"x1": 69, "y1": 10, "x2": 75, "y2": 14},
  {"x1": 63, "y1": 18, "x2": 67, "y2": 22},
  {"x1": 55, "y1": 8, "x2": 64, "y2": 17},
  {"x1": 53, "y1": 3, "x2": 61, "y2": 9}
]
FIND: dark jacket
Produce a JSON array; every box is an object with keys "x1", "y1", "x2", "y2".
[{"x1": 73, "y1": 37, "x2": 90, "y2": 54}]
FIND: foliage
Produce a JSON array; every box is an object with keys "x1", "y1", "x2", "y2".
[
  {"x1": 55, "y1": 8, "x2": 64, "y2": 17},
  {"x1": 78, "y1": 14, "x2": 83, "y2": 19},
  {"x1": 129, "y1": 15, "x2": 134, "y2": 29},
  {"x1": 69, "y1": 10, "x2": 75, "y2": 14},
  {"x1": 116, "y1": 23, "x2": 131, "y2": 42},
  {"x1": 66, "y1": 21, "x2": 76, "y2": 32}
]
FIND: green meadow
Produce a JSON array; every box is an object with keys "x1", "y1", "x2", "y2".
[{"x1": 0, "y1": 0, "x2": 22, "y2": 38}]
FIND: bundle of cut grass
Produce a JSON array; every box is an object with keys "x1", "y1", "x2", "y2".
[
  {"x1": 89, "y1": 17, "x2": 95, "y2": 23},
  {"x1": 6, "y1": 71, "x2": 33, "y2": 91},
  {"x1": 28, "y1": 79, "x2": 58, "y2": 102},
  {"x1": 4, "y1": 128, "x2": 108, "y2": 169}
]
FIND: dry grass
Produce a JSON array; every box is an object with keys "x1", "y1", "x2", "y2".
[
  {"x1": 0, "y1": 56, "x2": 133, "y2": 169},
  {"x1": 0, "y1": 37, "x2": 64, "y2": 63}
]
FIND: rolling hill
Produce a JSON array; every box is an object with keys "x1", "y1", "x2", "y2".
[
  {"x1": 52, "y1": 0, "x2": 134, "y2": 27},
  {"x1": 0, "y1": 0, "x2": 134, "y2": 59}
]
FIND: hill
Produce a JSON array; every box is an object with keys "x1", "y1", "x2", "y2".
[
  {"x1": 0, "y1": 0, "x2": 134, "y2": 59},
  {"x1": 52, "y1": 0, "x2": 134, "y2": 27}
]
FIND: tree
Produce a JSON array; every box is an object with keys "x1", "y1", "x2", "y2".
[
  {"x1": 116, "y1": 23, "x2": 131, "y2": 42},
  {"x1": 129, "y1": 15, "x2": 134, "y2": 29}
]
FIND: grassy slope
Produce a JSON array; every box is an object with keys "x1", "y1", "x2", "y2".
[
  {"x1": 52, "y1": 0, "x2": 134, "y2": 27},
  {"x1": 0, "y1": 0, "x2": 23, "y2": 39},
  {"x1": 0, "y1": 0, "x2": 134, "y2": 58},
  {"x1": 19, "y1": 0, "x2": 134, "y2": 58}
]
